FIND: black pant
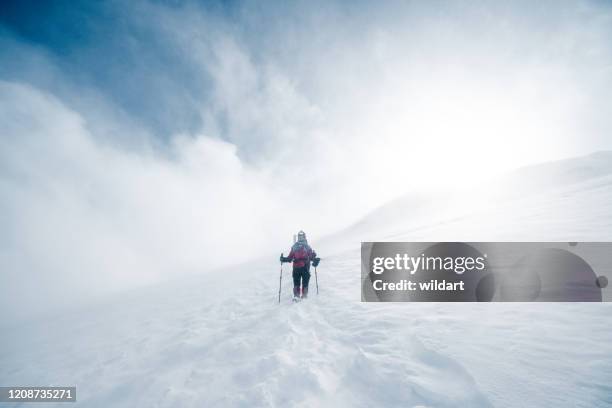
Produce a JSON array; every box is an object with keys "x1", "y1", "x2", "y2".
[{"x1": 293, "y1": 266, "x2": 310, "y2": 297}]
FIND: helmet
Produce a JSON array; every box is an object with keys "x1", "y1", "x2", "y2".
[{"x1": 297, "y1": 230, "x2": 307, "y2": 242}]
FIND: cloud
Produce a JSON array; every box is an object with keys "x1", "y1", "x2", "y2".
[{"x1": 0, "y1": 81, "x2": 283, "y2": 319}]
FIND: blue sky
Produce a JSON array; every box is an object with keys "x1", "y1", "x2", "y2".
[{"x1": 1, "y1": 0, "x2": 226, "y2": 138}]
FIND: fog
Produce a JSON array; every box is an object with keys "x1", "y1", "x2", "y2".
[{"x1": 2, "y1": 0, "x2": 612, "y2": 320}]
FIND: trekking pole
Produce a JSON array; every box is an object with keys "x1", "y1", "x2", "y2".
[
  {"x1": 314, "y1": 266, "x2": 319, "y2": 295},
  {"x1": 278, "y1": 261, "x2": 283, "y2": 304}
]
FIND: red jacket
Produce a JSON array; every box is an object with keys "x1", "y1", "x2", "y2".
[{"x1": 287, "y1": 242, "x2": 317, "y2": 269}]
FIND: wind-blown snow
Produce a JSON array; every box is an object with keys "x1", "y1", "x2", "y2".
[{"x1": 2, "y1": 153, "x2": 612, "y2": 407}]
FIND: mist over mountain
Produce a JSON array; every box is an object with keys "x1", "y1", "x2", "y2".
[
  {"x1": 3, "y1": 149, "x2": 612, "y2": 406},
  {"x1": 320, "y1": 151, "x2": 612, "y2": 252},
  {"x1": 3, "y1": 0, "x2": 612, "y2": 339}
]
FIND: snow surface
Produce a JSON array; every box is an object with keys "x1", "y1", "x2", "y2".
[{"x1": 2, "y1": 152, "x2": 612, "y2": 407}]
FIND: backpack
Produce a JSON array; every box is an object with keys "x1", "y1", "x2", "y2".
[{"x1": 292, "y1": 243, "x2": 310, "y2": 260}]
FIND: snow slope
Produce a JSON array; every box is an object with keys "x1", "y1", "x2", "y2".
[{"x1": 2, "y1": 152, "x2": 612, "y2": 407}]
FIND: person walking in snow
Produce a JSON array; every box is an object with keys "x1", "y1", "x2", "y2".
[{"x1": 280, "y1": 230, "x2": 320, "y2": 300}]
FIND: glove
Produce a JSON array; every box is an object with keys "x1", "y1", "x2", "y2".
[
  {"x1": 280, "y1": 253, "x2": 289, "y2": 263},
  {"x1": 312, "y1": 257, "x2": 320, "y2": 267}
]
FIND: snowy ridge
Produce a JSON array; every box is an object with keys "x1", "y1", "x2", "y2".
[
  {"x1": 2, "y1": 153, "x2": 612, "y2": 407},
  {"x1": 321, "y1": 151, "x2": 612, "y2": 251}
]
